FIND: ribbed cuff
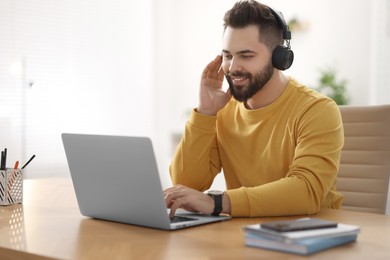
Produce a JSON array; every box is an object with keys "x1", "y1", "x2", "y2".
[
  {"x1": 188, "y1": 108, "x2": 217, "y2": 131},
  {"x1": 226, "y1": 187, "x2": 250, "y2": 217}
]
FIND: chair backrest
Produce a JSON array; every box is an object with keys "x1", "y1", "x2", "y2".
[{"x1": 337, "y1": 105, "x2": 390, "y2": 215}]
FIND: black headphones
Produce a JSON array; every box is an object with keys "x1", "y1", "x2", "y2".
[{"x1": 268, "y1": 7, "x2": 294, "y2": 70}]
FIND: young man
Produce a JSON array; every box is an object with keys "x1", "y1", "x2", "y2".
[{"x1": 164, "y1": 0, "x2": 344, "y2": 217}]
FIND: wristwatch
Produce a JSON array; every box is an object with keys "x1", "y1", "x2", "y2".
[{"x1": 207, "y1": 190, "x2": 224, "y2": 216}]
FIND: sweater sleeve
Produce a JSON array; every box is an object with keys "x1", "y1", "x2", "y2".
[
  {"x1": 169, "y1": 109, "x2": 222, "y2": 191},
  {"x1": 226, "y1": 100, "x2": 344, "y2": 217}
]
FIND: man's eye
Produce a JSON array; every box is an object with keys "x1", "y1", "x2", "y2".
[
  {"x1": 223, "y1": 55, "x2": 232, "y2": 60},
  {"x1": 242, "y1": 55, "x2": 253, "y2": 59}
]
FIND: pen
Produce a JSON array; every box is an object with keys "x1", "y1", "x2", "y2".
[
  {"x1": 21, "y1": 154, "x2": 36, "y2": 169},
  {"x1": 1, "y1": 151, "x2": 3, "y2": 170},
  {"x1": 1, "y1": 150, "x2": 4, "y2": 170},
  {"x1": 4, "y1": 148, "x2": 7, "y2": 169}
]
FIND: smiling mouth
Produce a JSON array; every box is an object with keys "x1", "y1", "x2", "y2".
[{"x1": 230, "y1": 75, "x2": 249, "y2": 86}]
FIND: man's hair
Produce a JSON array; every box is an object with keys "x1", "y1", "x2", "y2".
[{"x1": 223, "y1": 0, "x2": 283, "y2": 51}]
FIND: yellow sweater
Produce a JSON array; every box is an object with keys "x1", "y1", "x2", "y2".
[{"x1": 170, "y1": 78, "x2": 344, "y2": 217}]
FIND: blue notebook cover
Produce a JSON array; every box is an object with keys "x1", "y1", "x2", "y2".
[
  {"x1": 244, "y1": 234, "x2": 358, "y2": 255},
  {"x1": 243, "y1": 221, "x2": 360, "y2": 243}
]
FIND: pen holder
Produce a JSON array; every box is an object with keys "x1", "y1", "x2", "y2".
[{"x1": 0, "y1": 168, "x2": 23, "y2": 206}]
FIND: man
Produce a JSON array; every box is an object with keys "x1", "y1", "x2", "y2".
[{"x1": 164, "y1": 0, "x2": 344, "y2": 218}]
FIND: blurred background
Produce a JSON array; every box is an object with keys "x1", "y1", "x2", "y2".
[{"x1": 1, "y1": 0, "x2": 389, "y2": 188}]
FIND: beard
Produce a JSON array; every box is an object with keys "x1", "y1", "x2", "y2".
[{"x1": 225, "y1": 61, "x2": 274, "y2": 102}]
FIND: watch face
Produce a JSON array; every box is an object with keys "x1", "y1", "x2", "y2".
[{"x1": 207, "y1": 190, "x2": 224, "y2": 196}]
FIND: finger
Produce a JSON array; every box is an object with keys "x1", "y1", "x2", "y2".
[
  {"x1": 164, "y1": 186, "x2": 186, "y2": 208},
  {"x1": 164, "y1": 189, "x2": 174, "y2": 207},
  {"x1": 169, "y1": 198, "x2": 185, "y2": 218},
  {"x1": 217, "y1": 64, "x2": 225, "y2": 82},
  {"x1": 163, "y1": 184, "x2": 184, "y2": 195},
  {"x1": 163, "y1": 186, "x2": 176, "y2": 194},
  {"x1": 210, "y1": 56, "x2": 223, "y2": 79},
  {"x1": 201, "y1": 57, "x2": 218, "y2": 80},
  {"x1": 165, "y1": 195, "x2": 174, "y2": 208},
  {"x1": 168, "y1": 207, "x2": 176, "y2": 218},
  {"x1": 205, "y1": 56, "x2": 222, "y2": 80}
]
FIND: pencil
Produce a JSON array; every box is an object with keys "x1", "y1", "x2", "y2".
[
  {"x1": 14, "y1": 161, "x2": 19, "y2": 169},
  {"x1": 21, "y1": 155, "x2": 36, "y2": 169}
]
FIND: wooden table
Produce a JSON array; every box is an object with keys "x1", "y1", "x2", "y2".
[{"x1": 1, "y1": 178, "x2": 390, "y2": 259}]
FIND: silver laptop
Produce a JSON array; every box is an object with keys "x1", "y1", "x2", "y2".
[{"x1": 61, "y1": 133, "x2": 231, "y2": 230}]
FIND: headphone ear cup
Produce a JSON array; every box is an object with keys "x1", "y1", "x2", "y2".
[{"x1": 272, "y1": 46, "x2": 294, "y2": 70}]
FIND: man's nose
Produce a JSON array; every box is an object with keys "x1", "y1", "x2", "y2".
[{"x1": 229, "y1": 57, "x2": 242, "y2": 72}]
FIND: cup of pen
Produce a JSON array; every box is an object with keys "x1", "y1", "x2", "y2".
[{"x1": 0, "y1": 168, "x2": 23, "y2": 206}]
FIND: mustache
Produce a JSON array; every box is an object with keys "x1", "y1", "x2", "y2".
[{"x1": 226, "y1": 72, "x2": 251, "y2": 77}]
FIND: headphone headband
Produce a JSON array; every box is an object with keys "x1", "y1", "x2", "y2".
[{"x1": 268, "y1": 7, "x2": 291, "y2": 40}]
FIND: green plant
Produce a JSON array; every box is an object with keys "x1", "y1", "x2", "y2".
[
  {"x1": 315, "y1": 69, "x2": 349, "y2": 105},
  {"x1": 288, "y1": 17, "x2": 299, "y2": 31}
]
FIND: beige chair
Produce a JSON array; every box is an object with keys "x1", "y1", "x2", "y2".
[{"x1": 337, "y1": 105, "x2": 390, "y2": 215}]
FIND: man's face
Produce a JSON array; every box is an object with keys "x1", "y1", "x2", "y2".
[{"x1": 222, "y1": 25, "x2": 274, "y2": 102}]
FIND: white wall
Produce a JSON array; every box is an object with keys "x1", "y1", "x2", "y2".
[
  {"x1": 0, "y1": 0, "x2": 155, "y2": 177},
  {"x1": 371, "y1": 0, "x2": 390, "y2": 104}
]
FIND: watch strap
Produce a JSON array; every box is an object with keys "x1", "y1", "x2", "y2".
[{"x1": 207, "y1": 193, "x2": 223, "y2": 216}]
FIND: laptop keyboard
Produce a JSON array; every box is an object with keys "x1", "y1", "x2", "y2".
[{"x1": 170, "y1": 216, "x2": 197, "y2": 223}]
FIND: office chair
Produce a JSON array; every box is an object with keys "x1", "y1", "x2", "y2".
[{"x1": 337, "y1": 105, "x2": 390, "y2": 215}]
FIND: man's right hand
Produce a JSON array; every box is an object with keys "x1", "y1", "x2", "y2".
[{"x1": 197, "y1": 55, "x2": 232, "y2": 116}]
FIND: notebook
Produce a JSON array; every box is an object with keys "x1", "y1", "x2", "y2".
[{"x1": 61, "y1": 133, "x2": 231, "y2": 230}]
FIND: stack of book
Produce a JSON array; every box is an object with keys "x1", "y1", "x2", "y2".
[{"x1": 242, "y1": 218, "x2": 360, "y2": 255}]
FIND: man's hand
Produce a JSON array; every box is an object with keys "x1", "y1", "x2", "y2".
[
  {"x1": 197, "y1": 55, "x2": 232, "y2": 116},
  {"x1": 163, "y1": 185, "x2": 214, "y2": 218}
]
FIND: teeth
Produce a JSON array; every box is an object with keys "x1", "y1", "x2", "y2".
[{"x1": 232, "y1": 76, "x2": 246, "y2": 82}]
